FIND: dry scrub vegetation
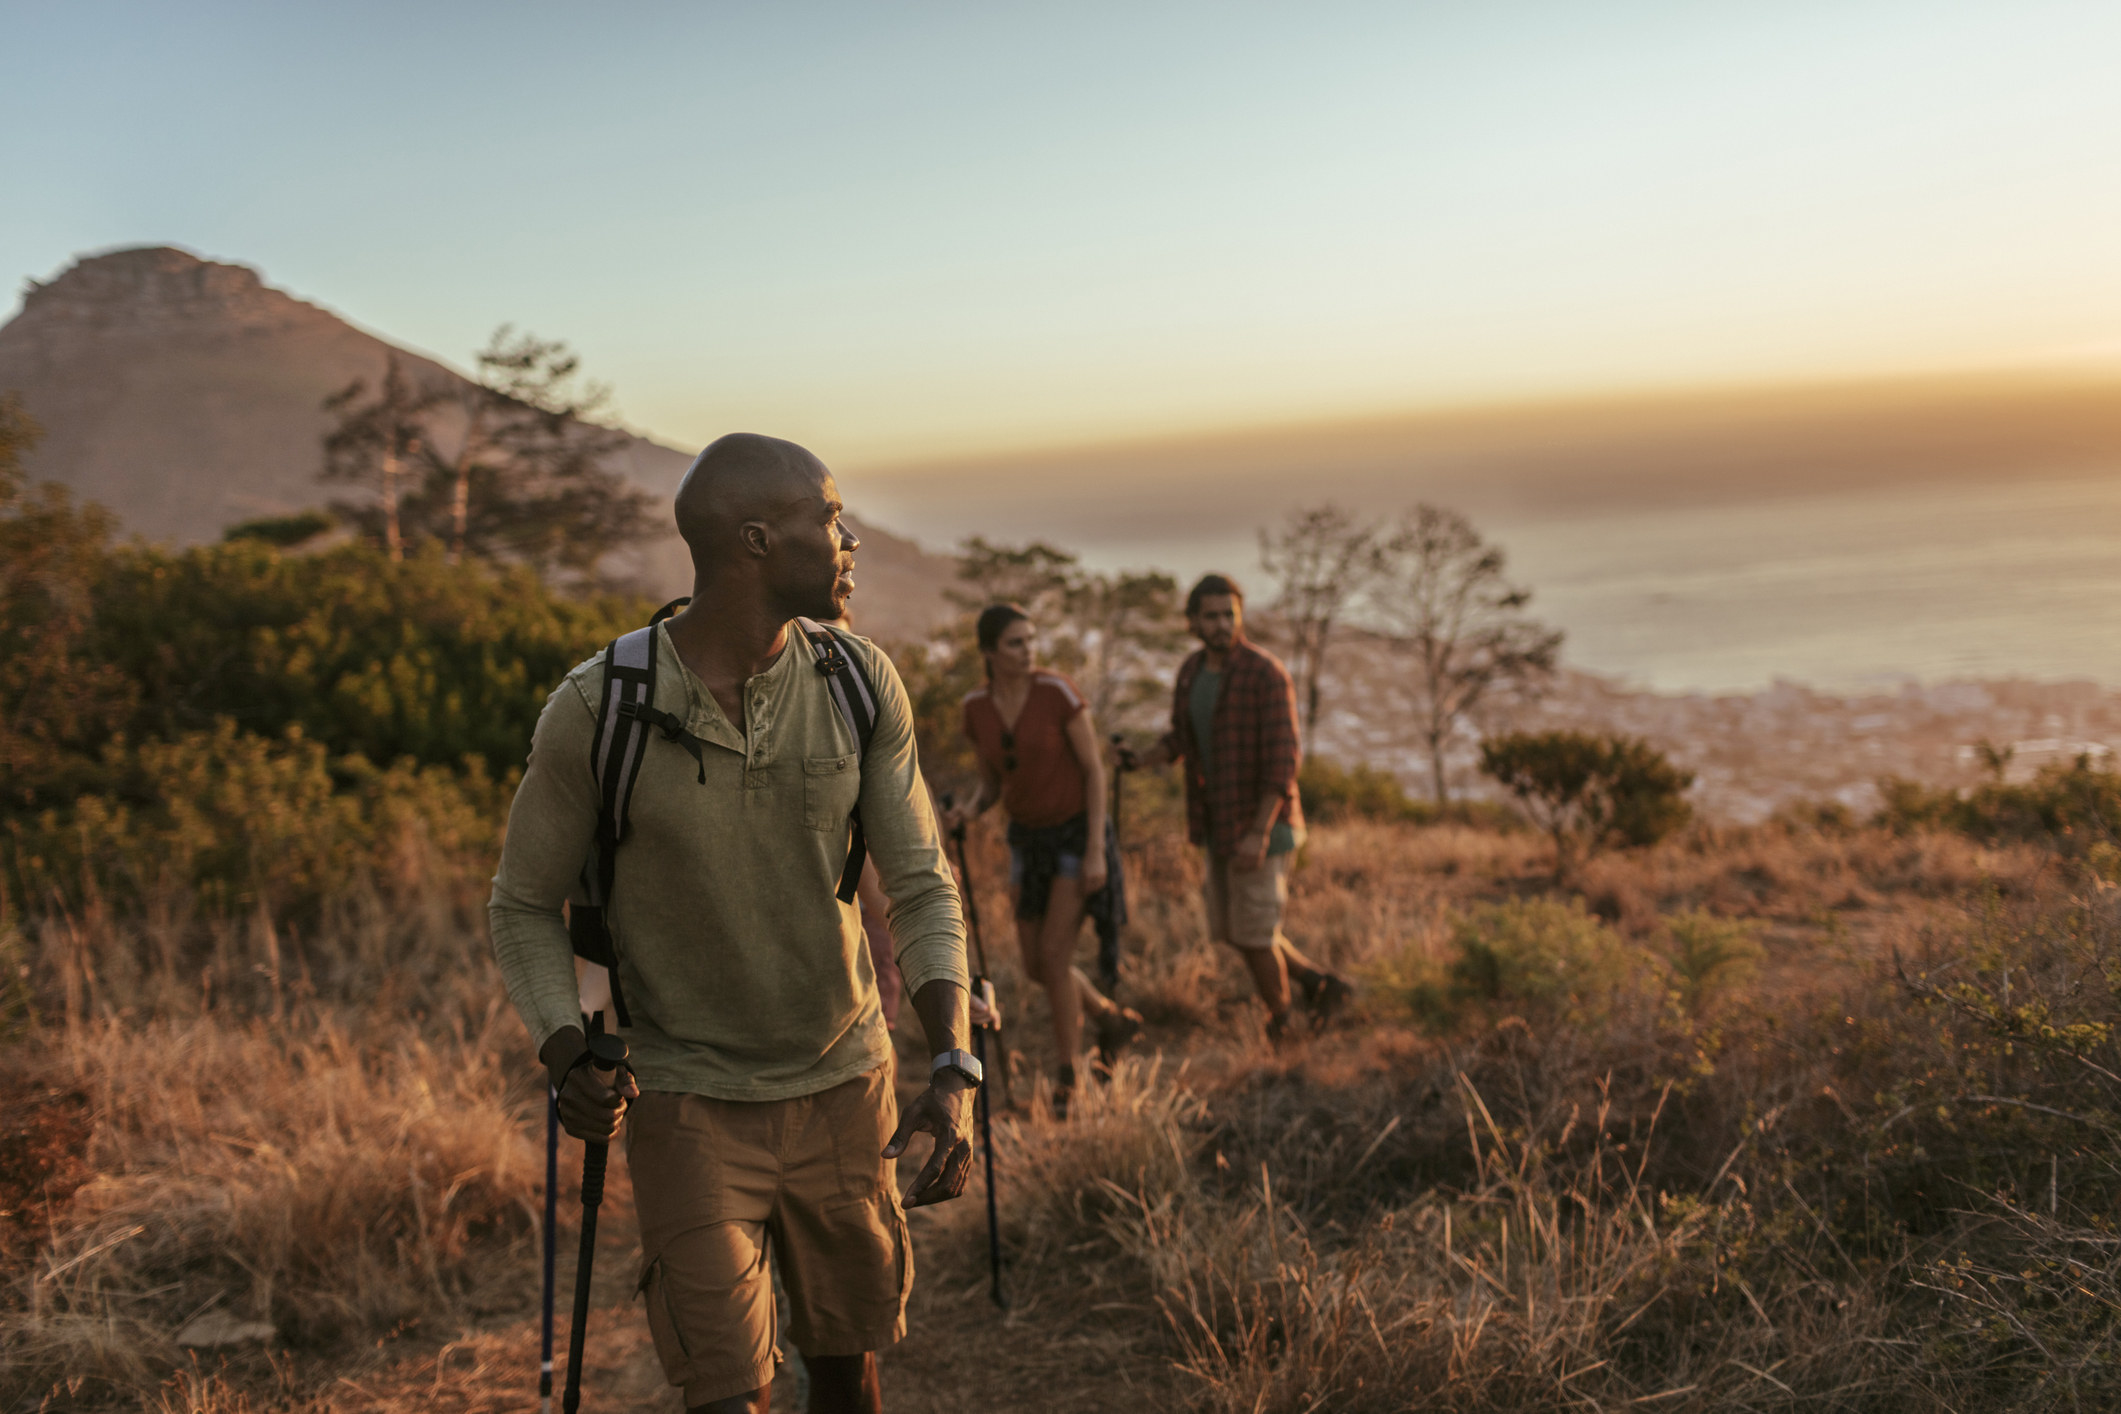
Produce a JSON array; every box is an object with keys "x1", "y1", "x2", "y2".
[{"x1": 7, "y1": 796, "x2": 2121, "y2": 1410}]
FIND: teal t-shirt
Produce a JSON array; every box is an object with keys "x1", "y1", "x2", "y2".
[{"x1": 1190, "y1": 667, "x2": 1294, "y2": 857}]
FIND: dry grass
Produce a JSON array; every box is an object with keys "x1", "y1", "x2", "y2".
[
  {"x1": 2, "y1": 1004, "x2": 542, "y2": 1404},
  {"x1": 8, "y1": 812, "x2": 2121, "y2": 1410}
]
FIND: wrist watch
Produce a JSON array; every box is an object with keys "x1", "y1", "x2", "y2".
[{"x1": 931, "y1": 1048, "x2": 984, "y2": 1088}]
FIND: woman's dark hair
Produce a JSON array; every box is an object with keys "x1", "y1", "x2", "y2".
[
  {"x1": 975, "y1": 603, "x2": 1033, "y2": 661},
  {"x1": 1186, "y1": 573, "x2": 1245, "y2": 617}
]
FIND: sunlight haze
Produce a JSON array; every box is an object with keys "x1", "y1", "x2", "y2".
[{"x1": 8, "y1": 1, "x2": 2121, "y2": 462}]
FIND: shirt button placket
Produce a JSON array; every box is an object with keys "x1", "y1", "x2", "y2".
[{"x1": 746, "y1": 685, "x2": 769, "y2": 804}]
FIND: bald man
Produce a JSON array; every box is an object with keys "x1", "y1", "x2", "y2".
[{"x1": 490, "y1": 434, "x2": 974, "y2": 1414}]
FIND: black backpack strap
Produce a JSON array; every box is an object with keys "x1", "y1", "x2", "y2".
[
  {"x1": 796, "y1": 618, "x2": 880, "y2": 903},
  {"x1": 570, "y1": 621, "x2": 667, "y2": 1029}
]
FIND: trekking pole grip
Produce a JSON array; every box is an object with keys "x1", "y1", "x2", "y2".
[{"x1": 582, "y1": 1033, "x2": 631, "y2": 1210}]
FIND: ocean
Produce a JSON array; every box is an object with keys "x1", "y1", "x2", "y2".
[{"x1": 868, "y1": 465, "x2": 2121, "y2": 695}]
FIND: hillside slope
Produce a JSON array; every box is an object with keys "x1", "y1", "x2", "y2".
[{"x1": 0, "y1": 247, "x2": 956, "y2": 638}]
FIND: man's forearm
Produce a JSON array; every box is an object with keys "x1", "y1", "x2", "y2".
[
  {"x1": 539, "y1": 1024, "x2": 588, "y2": 1088},
  {"x1": 910, "y1": 978, "x2": 969, "y2": 1059},
  {"x1": 488, "y1": 899, "x2": 586, "y2": 1057}
]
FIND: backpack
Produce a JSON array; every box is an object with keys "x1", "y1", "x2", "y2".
[{"x1": 566, "y1": 597, "x2": 880, "y2": 1027}]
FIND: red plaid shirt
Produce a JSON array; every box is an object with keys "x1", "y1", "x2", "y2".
[{"x1": 1160, "y1": 639, "x2": 1304, "y2": 857}]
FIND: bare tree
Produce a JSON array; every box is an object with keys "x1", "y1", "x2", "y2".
[
  {"x1": 1374, "y1": 504, "x2": 1562, "y2": 801},
  {"x1": 321, "y1": 355, "x2": 435, "y2": 562},
  {"x1": 952, "y1": 538, "x2": 1181, "y2": 728},
  {"x1": 1259, "y1": 504, "x2": 1383, "y2": 749},
  {"x1": 430, "y1": 327, "x2": 631, "y2": 567},
  {"x1": 1068, "y1": 568, "x2": 1183, "y2": 723},
  {"x1": 321, "y1": 332, "x2": 650, "y2": 582}
]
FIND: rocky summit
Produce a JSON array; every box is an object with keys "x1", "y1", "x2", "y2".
[{"x1": 0, "y1": 246, "x2": 955, "y2": 634}]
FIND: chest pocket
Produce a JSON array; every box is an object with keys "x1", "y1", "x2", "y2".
[{"x1": 803, "y1": 754, "x2": 860, "y2": 832}]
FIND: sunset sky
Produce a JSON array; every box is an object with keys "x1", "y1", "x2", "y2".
[{"x1": 9, "y1": 1, "x2": 2121, "y2": 469}]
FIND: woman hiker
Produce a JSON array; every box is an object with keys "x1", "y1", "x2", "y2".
[{"x1": 941, "y1": 603, "x2": 1142, "y2": 1116}]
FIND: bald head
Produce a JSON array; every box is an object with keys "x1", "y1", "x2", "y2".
[
  {"x1": 672, "y1": 433, "x2": 859, "y2": 619},
  {"x1": 675, "y1": 433, "x2": 830, "y2": 563}
]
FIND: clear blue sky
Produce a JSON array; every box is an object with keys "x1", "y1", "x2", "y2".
[{"x1": 7, "y1": 1, "x2": 2121, "y2": 465}]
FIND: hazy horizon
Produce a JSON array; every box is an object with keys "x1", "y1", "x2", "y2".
[
  {"x1": 833, "y1": 366, "x2": 2121, "y2": 694},
  {"x1": 11, "y1": 3, "x2": 2121, "y2": 462},
  {"x1": 11, "y1": 2, "x2": 2121, "y2": 693}
]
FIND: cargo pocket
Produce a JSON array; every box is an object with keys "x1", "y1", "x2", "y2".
[
  {"x1": 637, "y1": 1254, "x2": 696, "y2": 1387},
  {"x1": 890, "y1": 1199, "x2": 914, "y2": 1321},
  {"x1": 802, "y1": 754, "x2": 860, "y2": 832}
]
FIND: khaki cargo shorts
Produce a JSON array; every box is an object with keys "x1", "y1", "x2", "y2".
[
  {"x1": 624, "y1": 1063, "x2": 912, "y2": 1406},
  {"x1": 1202, "y1": 849, "x2": 1292, "y2": 951}
]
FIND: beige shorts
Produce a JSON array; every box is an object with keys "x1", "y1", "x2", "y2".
[
  {"x1": 624, "y1": 1064, "x2": 912, "y2": 1406},
  {"x1": 1202, "y1": 849, "x2": 1292, "y2": 951}
]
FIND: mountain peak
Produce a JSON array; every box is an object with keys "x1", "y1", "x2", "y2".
[
  {"x1": 18, "y1": 246, "x2": 320, "y2": 335},
  {"x1": 0, "y1": 245, "x2": 958, "y2": 636}
]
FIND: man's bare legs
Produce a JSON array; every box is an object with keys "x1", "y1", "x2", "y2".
[
  {"x1": 686, "y1": 1352, "x2": 880, "y2": 1414},
  {"x1": 1230, "y1": 937, "x2": 1335, "y2": 1035},
  {"x1": 808, "y1": 1353, "x2": 882, "y2": 1414},
  {"x1": 1236, "y1": 939, "x2": 1292, "y2": 1016},
  {"x1": 1275, "y1": 938, "x2": 1330, "y2": 993}
]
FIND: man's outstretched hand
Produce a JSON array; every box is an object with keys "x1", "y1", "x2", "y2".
[
  {"x1": 883, "y1": 1073, "x2": 974, "y2": 1208},
  {"x1": 540, "y1": 1026, "x2": 640, "y2": 1143}
]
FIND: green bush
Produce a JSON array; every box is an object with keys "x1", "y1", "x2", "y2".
[
  {"x1": 1479, "y1": 729, "x2": 1693, "y2": 878},
  {"x1": 1, "y1": 394, "x2": 131, "y2": 811},
  {"x1": 3, "y1": 722, "x2": 509, "y2": 924},
  {"x1": 1660, "y1": 908, "x2": 1762, "y2": 1013},
  {"x1": 1877, "y1": 758, "x2": 2121, "y2": 854},
  {"x1": 1299, "y1": 756, "x2": 1521, "y2": 830},
  {"x1": 1300, "y1": 756, "x2": 1429, "y2": 823},
  {"x1": 1378, "y1": 897, "x2": 1653, "y2": 1030},
  {"x1": 18, "y1": 540, "x2": 644, "y2": 800}
]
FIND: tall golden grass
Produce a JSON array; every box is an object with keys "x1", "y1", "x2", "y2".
[{"x1": 9, "y1": 801, "x2": 2121, "y2": 1410}]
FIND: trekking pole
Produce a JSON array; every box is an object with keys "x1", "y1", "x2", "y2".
[
  {"x1": 562, "y1": 1030, "x2": 631, "y2": 1414},
  {"x1": 1099, "y1": 732, "x2": 1128, "y2": 993},
  {"x1": 940, "y1": 793, "x2": 1013, "y2": 1112},
  {"x1": 970, "y1": 984, "x2": 1005, "y2": 1309},
  {"x1": 540, "y1": 1085, "x2": 559, "y2": 1414},
  {"x1": 939, "y1": 791, "x2": 1007, "y2": 1307},
  {"x1": 1110, "y1": 733, "x2": 1126, "y2": 845}
]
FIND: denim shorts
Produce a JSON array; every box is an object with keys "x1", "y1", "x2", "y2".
[
  {"x1": 1007, "y1": 814, "x2": 1089, "y2": 921},
  {"x1": 1008, "y1": 846, "x2": 1081, "y2": 888}
]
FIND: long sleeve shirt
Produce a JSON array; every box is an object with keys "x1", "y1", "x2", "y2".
[
  {"x1": 1158, "y1": 638, "x2": 1305, "y2": 858},
  {"x1": 488, "y1": 621, "x2": 968, "y2": 1101}
]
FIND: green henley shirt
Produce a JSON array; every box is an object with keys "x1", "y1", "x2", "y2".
[{"x1": 488, "y1": 621, "x2": 968, "y2": 1101}]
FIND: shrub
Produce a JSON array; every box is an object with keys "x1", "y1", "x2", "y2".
[
  {"x1": 2, "y1": 722, "x2": 507, "y2": 926},
  {"x1": 1479, "y1": 729, "x2": 1693, "y2": 878},
  {"x1": 1659, "y1": 908, "x2": 1761, "y2": 1013},
  {"x1": 1378, "y1": 897, "x2": 1652, "y2": 1030},
  {"x1": 0, "y1": 394, "x2": 131, "y2": 811},
  {"x1": 1877, "y1": 758, "x2": 2121, "y2": 854},
  {"x1": 1447, "y1": 897, "x2": 1648, "y2": 1019},
  {"x1": 1301, "y1": 756, "x2": 1429, "y2": 823},
  {"x1": 1299, "y1": 756, "x2": 1522, "y2": 831},
  {"x1": 83, "y1": 541, "x2": 642, "y2": 781}
]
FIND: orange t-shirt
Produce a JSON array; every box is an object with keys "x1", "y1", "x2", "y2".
[{"x1": 961, "y1": 671, "x2": 1089, "y2": 828}]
